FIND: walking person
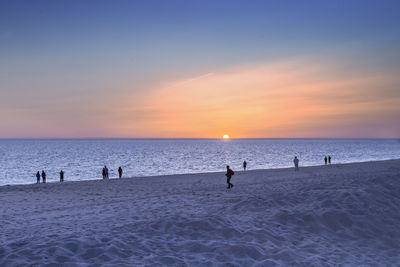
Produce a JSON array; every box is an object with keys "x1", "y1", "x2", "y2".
[
  {"x1": 225, "y1": 165, "x2": 234, "y2": 189},
  {"x1": 36, "y1": 171, "x2": 40, "y2": 184},
  {"x1": 328, "y1": 155, "x2": 331, "y2": 164},
  {"x1": 102, "y1": 166, "x2": 106, "y2": 179},
  {"x1": 60, "y1": 170, "x2": 64, "y2": 182},
  {"x1": 293, "y1": 156, "x2": 299, "y2": 171},
  {"x1": 324, "y1": 156, "x2": 327, "y2": 165},
  {"x1": 243, "y1": 160, "x2": 247, "y2": 171},
  {"x1": 118, "y1": 166, "x2": 123, "y2": 179},
  {"x1": 41, "y1": 170, "x2": 46, "y2": 183}
]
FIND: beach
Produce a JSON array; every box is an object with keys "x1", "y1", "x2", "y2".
[{"x1": 1, "y1": 159, "x2": 399, "y2": 266}]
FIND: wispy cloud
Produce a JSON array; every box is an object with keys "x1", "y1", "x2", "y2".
[{"x1": 133, "y1": 58, "x2": 400, "y2": 138}]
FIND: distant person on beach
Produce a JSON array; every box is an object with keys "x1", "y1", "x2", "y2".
[
  {"x1": 324, "y1": 156, "x2": 327, "y2": 165},
  {"x1": 293, "y1": 157, "x2": 299, "y2": 171},
  {"x1": 118, "y1": 166, "x2": 123, "y2": 178},
  {"x1": 243, "y1": 160, "x2": 247, "y2": 171},
  {"x1": 102, "y1": 167, "x2": 106, "y2": 179},
  {"x1": 225, "y1": 165, "x2": 234, "y2": 189},
  {"x1": 104, "y1": 166, "x2": 109, "y2": 179},
  {"x1": 328, "y1": 156, "x2": 331, "y2": 164},
  {"x1": 60, "y1": 170, "x2": 64, "y2": 182},
  {"x1": 41, "y1": 170, "x2": 46, "y2": 183},
  {"x1": 36, "y1": 171, "x2": 40, "y2": 184}
]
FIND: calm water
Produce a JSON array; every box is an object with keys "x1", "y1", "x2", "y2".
[{"x1": 0, "y1": 139, "x2": 399, "y2": 185}]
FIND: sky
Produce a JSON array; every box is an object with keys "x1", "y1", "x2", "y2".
[{"x1": 1, "y1": 0, "x2": 400, "y2": 138}]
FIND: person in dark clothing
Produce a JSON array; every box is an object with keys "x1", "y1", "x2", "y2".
[
  {"x1": 328, "y1": 156, "x2": 331, "y2": 164},
  {"x1": 105, "y1": 166, "x2": 109, "y2": 179},
  {"x1": 293, "y1": 156, "x2": 299, "y2": 171},
  {"x1": 36, "y1": 171, "x2": 40, "y2": 184},
  {"x1": 60, "y1": 170, "x2": 64, "y2": 182},
  {"x1": 118, "y1": 167, "x2": 123, "y2": 178},
  {"x1": 102, "y1": 167, "x2": 106, "y2": 179},
  {"x1": 243, "y1": 160, "x2": 247, "y2": 171},
  {"x1": 41, "y1": 170, "x2": 46, "y2": 183},
  {"x1": 225, "y1": 165, "x2": 234, "y2": 189},
  {"x1": 324, "y1": 156, "x2": 327, "y2": 165}
]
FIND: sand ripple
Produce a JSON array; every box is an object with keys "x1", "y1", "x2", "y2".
[{"x1": 0, "y1": 160, "x2": 399, "y2": 265}]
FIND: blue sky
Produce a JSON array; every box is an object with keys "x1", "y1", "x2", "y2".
[{"x1": 1, "y1": 0, "x2": 399, "y2": 137}]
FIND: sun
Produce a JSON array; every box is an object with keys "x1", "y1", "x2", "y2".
[{"x1": 222, "y1": 134, "x2": 230, "y2": 139}]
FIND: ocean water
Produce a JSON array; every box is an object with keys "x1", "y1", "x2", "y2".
[{"x1": 0, "y1": 138, "x2": 399, "y2": 185}]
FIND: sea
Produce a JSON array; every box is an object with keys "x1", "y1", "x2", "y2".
[{"x1": 0, "y1": 138, "x2": 399, "y2": 186}]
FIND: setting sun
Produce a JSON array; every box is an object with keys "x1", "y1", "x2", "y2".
[{"x1": 222, "y1": 134, "x2": 230, "y2": 139}]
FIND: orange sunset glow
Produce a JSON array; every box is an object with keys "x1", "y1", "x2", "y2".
[{"x1": 114, "y1": 58, "x2": 400, "y2": 138}]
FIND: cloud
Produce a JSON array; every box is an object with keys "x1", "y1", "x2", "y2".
[
  {"x1": 2, "y1": 55, "x2": 398, "y2": 138},
  {"x1": 136, "y1": 58, "x2": 400, "y2": 138}
]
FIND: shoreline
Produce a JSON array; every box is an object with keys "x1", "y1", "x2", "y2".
[
  {"x1": 1, "y1": 158, "x2": 399, "y2": 189},
  {"x1": 2, "y1": 137, "x2": 398, "y2": 139},
  {"x1": 1, "y1": 158, "x2": 399, "y2": 265}
]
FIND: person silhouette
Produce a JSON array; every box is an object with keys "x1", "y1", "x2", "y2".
[
  {"x1": 324, "y1": 156, "x2": 327, "y2": 165},
  {"x1": 328, "y1": 155, "x2": 331, "y2": 164},
  {"x1": 36, "y1": 171, "x2": 40, "y2": 184},
  {"x1": 243, "y1": 160, "x2": 247, "y2": 171},
  {"x1": 118, "y1": 166, "x2": 123, "y2": 178},
  {"x1": 102, "y1": 167, "x2": 106, "y2": 179},
  {"x1": 104, "y1": 166, "x2": 109, "y2": 179},
  {"x1": 60, "y1": 170, "x2": 64, "y2": 182},
  {"x1": 41, "y1": 170, "x2": 46, "y2": 183},
  {"x1": 225, "y1": 165, "x2": 234, "y2": 189},
  {"x1": 293, "y1": 157, "x2": 299, "y2": 171}
]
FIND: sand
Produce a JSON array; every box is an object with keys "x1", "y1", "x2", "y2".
[{"x1": 1, "y1": 159, "x2": 399, "y2": 266}]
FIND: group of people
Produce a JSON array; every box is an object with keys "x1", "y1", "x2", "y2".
[
  {"x1": 324, "y1": 156, "x2": 332, "y2": 165},
  {"x1": 102, "y1": 166, "x2": 109, "y2": 179},
  {"x1": 293, "y1": 155, "x2": 333, "y2": 171},
  {"x1": 36, "y1": 156, "x2": 332, "y2": 186},
  {"x1": 36, "y1": 170, "x2": 64, "y2": 183},
  {"x1": 102, "y1": 166, "x2": 123, "y2": 179},
  {"x1": 228, "y1": 155, "x2": 331, "y2": 188},
  {"x1": 36, "y1": 171, "x2": 46, "y2": 183},
  {"x1": 35, "y1": 166, "x2": 124, "y2": 183}
]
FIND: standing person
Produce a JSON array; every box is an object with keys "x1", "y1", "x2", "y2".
[
  {"x1": 225, "y1": 165, "x2": 234, "y2": 189},
  {"x1": 60, "y1": 170, "x2": 64, "y2": 182},
  {"x1": 293, "y1": 157, "x2": 299, "y2": 171},
  {"x1": 105, "y1": 166, "x2": 109, "y2": 179},
  {"x1": 118, "y1": 166, "x2": 123, "y2": 178},
  {"x1": 243, "y1": 160, "x2": 247, "y2": 171},
  {"x1": 41, "y1": 170, "x2": 46, "y2": 183},
  {"x1": 328, "y1": 155, "x2": 331, "y2": 164},
  {"x1": 36, "y1": 171, "x2": 40, "y2": 184},
  {"x1": 102, "y1": 167, "x2": 106, "y2": 179},
  {"x1": 324, "y1": 156, "x2": 327, "y2": 165}
]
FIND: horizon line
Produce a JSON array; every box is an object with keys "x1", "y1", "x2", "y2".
[{"x1": 0, "y1": 137, "x2": 398, "y2": 140}]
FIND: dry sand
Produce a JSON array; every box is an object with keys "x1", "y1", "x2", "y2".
[{"x1": 1, "y1": 159, "x2": 399, "y2": 266}]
